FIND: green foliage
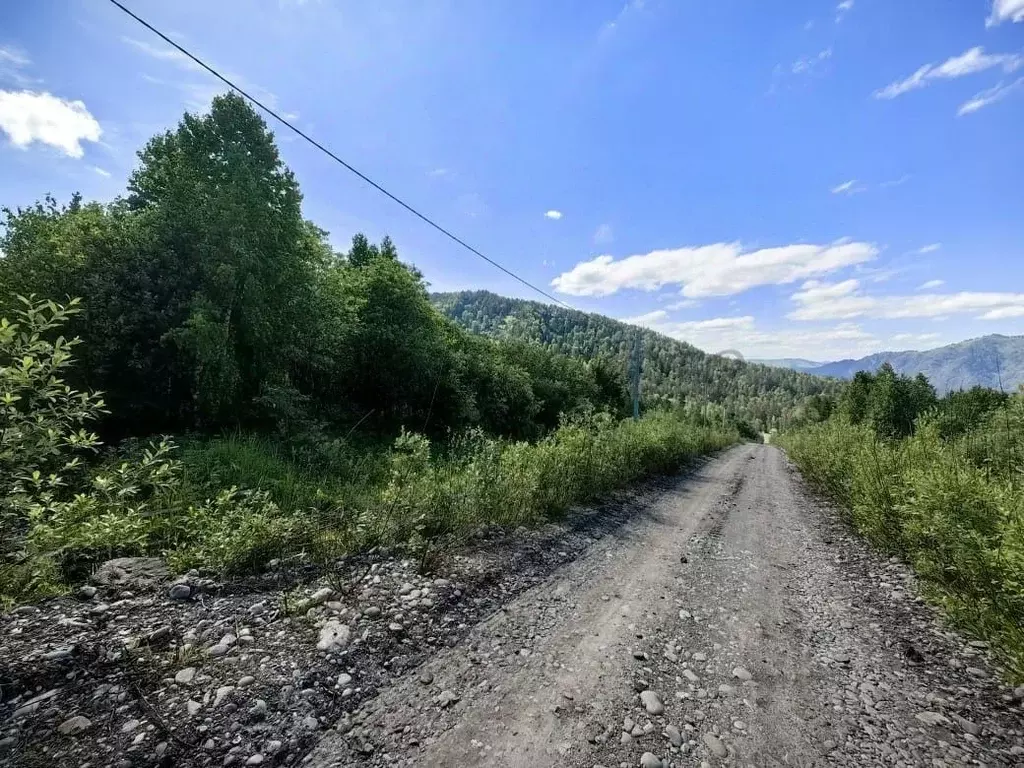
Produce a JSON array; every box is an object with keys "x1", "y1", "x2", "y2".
[
  {"x1": 840, "y1": 363, "x2": 937, "y2": 439},
  {"x1": 1, "y1": 298, "x2": 104, "y2": 545},
  {"x1": 168, "y1": 488, "x2": 302, "y2": 574},
  {"x1": 781, "y1": 386, "x2": 1024, "y2": 679},
  {"x1": 433, "y1": 289, "x2": 842, "y2": 432},
  {"x1": 0, "y1": 299, "x2": 180, "y2": 601},
  {"x1": 0, "y1": 96, "x2": 733, "y2": 604},
  {"x1": 932, "y1": 386, "x2": 1009, "y2": 440},
  {"x1": 0, "y1": 97, "x2": 627, "y2": 442}
]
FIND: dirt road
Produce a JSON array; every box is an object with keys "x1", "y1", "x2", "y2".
[{"x1": 308, "y1": 444, "x2": 1024, "y2": 766}]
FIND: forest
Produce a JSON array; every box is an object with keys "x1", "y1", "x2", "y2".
[
  {"x1": 781, "y1": 364, "x2": 1024, "y2": 675},
  {"x1": 434, "y1": 290, "x2": 843, "y2": 432},
  {"x1": 0, "y1": 94, "x2": 737, "y2": 606}
]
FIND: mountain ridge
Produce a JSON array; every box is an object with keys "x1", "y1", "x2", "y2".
[{"x1": 765, "y1": 334, "x2": 1024, "y2": 393}]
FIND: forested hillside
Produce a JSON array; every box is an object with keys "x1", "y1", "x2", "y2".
[
  {"x1": 434, "y1": 290, "x2": 841, "y2": 431},
  {"x1": 799, "y1": 334, "x2": 1024, "y2": 393}
]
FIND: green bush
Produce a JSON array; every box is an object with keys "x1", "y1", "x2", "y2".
[{"x1": 780, "y1": 394, "x2": 1024, "y2": 679}]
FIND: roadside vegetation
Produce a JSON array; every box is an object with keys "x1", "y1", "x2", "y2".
[
  {"x1": 780, "y1": 364, "x2": 1024, "y2": 677},
  {"x1": 0, "y1": 95, "x2": 737, "y2": 607}
]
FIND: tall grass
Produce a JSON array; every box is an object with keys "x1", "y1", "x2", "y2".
[
  {"x1": 5, "y1": 411, "x2": 735, "y2": 604},
  {"x1": 780, "y1": 397, "x2": 1024, "y2": 679},
  {"x1": 174, "y1": 412, "x2": 736, "y2": 573}
]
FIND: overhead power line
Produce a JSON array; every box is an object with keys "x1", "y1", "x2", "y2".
[{"x1": 106, "y1": 0, "x2": 572, "y2": 309}]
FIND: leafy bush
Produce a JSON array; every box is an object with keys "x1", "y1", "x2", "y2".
[
  {"x1": 0, "y1": 299, "x2": 179, "y2": 601},
  {"x1": 168, "y1": 488, "x2": 302, "y2": 574},
  {"x1": 780, "y1": 391, "x2": 1024, "y2": 679}
]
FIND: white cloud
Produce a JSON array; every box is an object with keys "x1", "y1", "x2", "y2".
[
  {"x1": 0, "y1": 90, "x2": 102, "y2": 158},
  {"x1": 981, "y1": 305, "x2": 1024, "y2": 319},
  {"x1": 427, "y1": 167, "x2": 450, "y2": 178},
  {"x1": 544, "y1": 210, "x2": 564, "y2": 220},
  {"x1": 891, "y1": 332, "x2": 941, "y2": 345},
  {"x1": 958, "y1": 77, "x2": 1024, "y2": 115},
  {"x1": 127, "y1": 37, "x2": 285, "y2": 114},
  {"x1": 917, "y1": 243, "x2": 941, "y2": 254},
  {"x1": 836, "y1": 1, "x2": 854, "y2": 22},
  {"x1": 599, "y1": 0, "x2": 647, "y2": 40},
  {"x1": 0, "y1": 45, "x2": 37, "y2": 88},
  {"x1": 551, "y1": 239, "x2": 878, "y2": 298},
  {"x1": 122, "y1": 37, "x2": 203, "y2": 73},
  {"x1": 789, "y1": 279, "x2": 1024, "y2": 321},
  {"x1": 0, "y1": 46, "x2": 29, "y2": 68},
  {"x1": 91, "y1": 165, "x2": 111, "y2": 177},
  {"x1": 918, "y1": 279, "x2": 944, "y2": 290},
  {"x1": 593, "y1": 223, "x2": 614, "y2": 245},
  {"x1": 831, "y1": 179, "x2": 863, "y2": 195},
  {"x1": 622, "y1": 309, "x2": 881, "y2": 359},
  {"x1": 792, "y1": 47, "x2": 832, "y2": 76},
  {"x1": 874, "y1": 47, "x2": 1023, "y2": 99},
  {"x1": 664, "y1": 299, "x2": 699, "y2": 310},
  {"x1": 987, "y1": 0, "x2": 1024, "y2": 26}
]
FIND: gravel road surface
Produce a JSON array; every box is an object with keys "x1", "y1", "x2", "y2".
[{"x1": 308, "y1": 444, "x2": 1024, "y2": 767}]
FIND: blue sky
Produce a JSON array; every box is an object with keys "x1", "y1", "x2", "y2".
[{"x1": 1, "y1": 0, "x2": 1023, "y2": 361}]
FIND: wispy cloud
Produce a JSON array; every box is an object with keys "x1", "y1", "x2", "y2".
[
  {"x1": 593, "y1": 223, "x2": 614, "y2": 245},
  {"x1": 122, "y1": 37, "x2": 203, "y2": 73},
  {"x1": 124, "y1": 36, "x2": 287, "y2": 114},
  {"x1": 456, "y1": 192, "x2": 488, "y2": 219},
  {"x1": 622, "y1": 310, "x2": 882, "y2": 359},
  {"x1": 831, "y1": 179, "x2": 864, "y2": 195},
  {"x1": 599, "y1": 0, "x2": 647, "y2": 41},
  {"x1": 958, "y1": 77, "x2": 1024, "y2": 115},
  {"x1": 836, "y1": 0, "x2": 855, "y2": 23},
  {"x1": 91, "y1": 165, "x2": 111, "y2": 177},
  {"x1": 792, "y1": 47, "x2": 833, "y2": 76},
  {"x1": 987, "y1": 0, "x2": 1024, "y2": 27},
  {"x1": 0, "y1": 90, "x2": 102, "y2": 158},
  {"x1": 0, "y1": 45, "x2": 38, "y2": 88},
  {"x1": 544, "y1": 210, "x2": 564, "y2": 220},
  {"x1": 891, "y1": 332, "x2": 941, "y2": 345},
  {"x1": 918, "y1": 279, "x2": 945, "y2": 290},
  {"x1": 552, "y1": 240, "x2": 878, "y2": 298},
  {"x1": 874, "y1": 46, "x2": 1023, "y2": 99},
  {"x1": 664, "y1": 299, "x2": 699, "y2": 310},
  {"x1": 427, "y1": 167, "x2": 450, "y2": 178},
  {"x1": 789, "y1": 279, "x2": 1024, "y2": 321},
  {"x1": 880, "y1": 174, "x2": 911, "y2": 188},
  {"x1": 917, "y1": 243, "x2": 942, "y2": 254}
]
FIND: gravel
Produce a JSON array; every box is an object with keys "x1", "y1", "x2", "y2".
[
  {"x1": 5, "y1": 445, "x2": 1023, "y2": 768},
  {"x1": 302, "y1": 445, "x2": 1024, "y2": 767}
]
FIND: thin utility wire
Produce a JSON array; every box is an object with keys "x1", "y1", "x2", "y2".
[{"x1": 106, "y1": 0, "x2": 574, "y2": 309}]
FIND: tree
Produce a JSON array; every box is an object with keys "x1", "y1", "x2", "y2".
[{"x1": 126, "y1": 92, "x2": 321, "y2": 427}]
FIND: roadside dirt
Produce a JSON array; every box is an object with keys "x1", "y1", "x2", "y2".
[{"x1": 307, "y1": 444, "x2": 1024, "y2": 767}]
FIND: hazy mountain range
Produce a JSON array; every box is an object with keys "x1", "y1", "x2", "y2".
[{"x1": 757, "y1": 335, "x2": 1024, "y2": 393}]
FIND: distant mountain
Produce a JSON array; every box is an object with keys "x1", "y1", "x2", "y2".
[
  {"x1": 803, "y1": 335, "x2": 1024, "y2": 394},
  {"x1": 751, "y1": 358, "x2": 824, "y2": 371},
  {"x1": 432, "y1": 290, "x2": 841, "y2": 430}
]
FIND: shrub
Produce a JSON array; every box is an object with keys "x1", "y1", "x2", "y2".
[{"x1": 780, "y1": 395, "x2": 1024, "y2": 679}]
